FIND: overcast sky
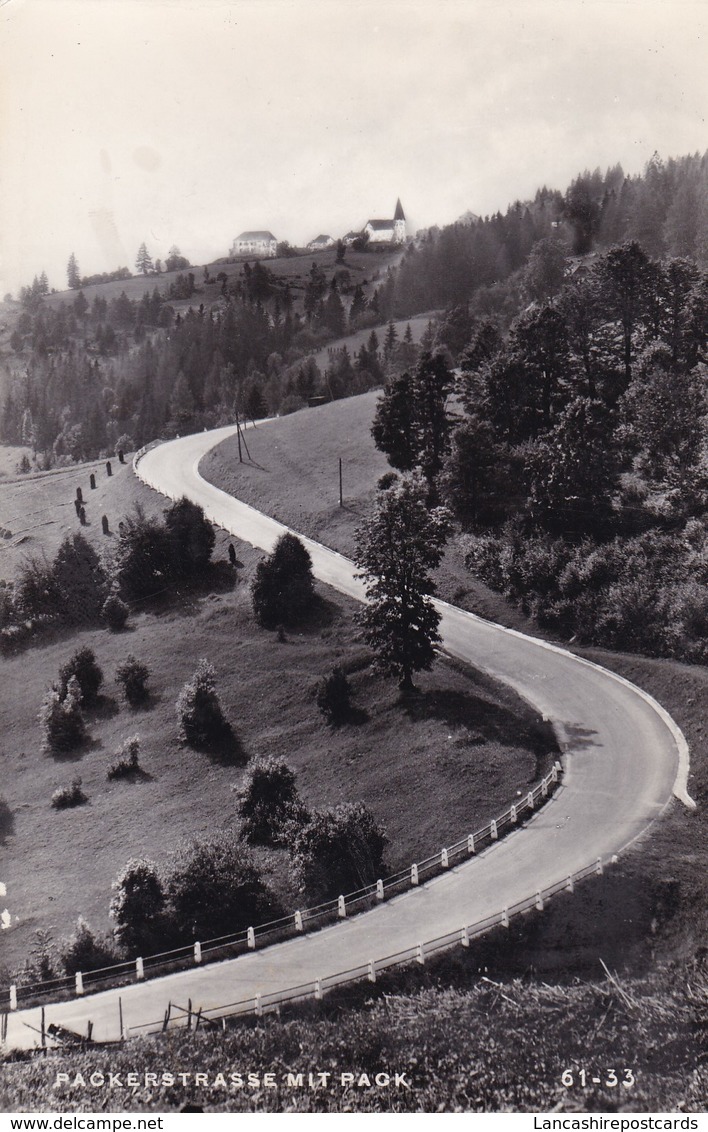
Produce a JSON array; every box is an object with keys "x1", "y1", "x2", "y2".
[{"x1": 1, "y1": 0, "x2": 707, "y2": 295}]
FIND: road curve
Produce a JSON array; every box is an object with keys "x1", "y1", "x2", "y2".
[{"x1": 4, "y1": 423, "x2": 693, "y2": 1049}]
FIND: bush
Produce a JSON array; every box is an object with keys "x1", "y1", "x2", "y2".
[
  {"x1": 51, "y1": 777, "x2": 87, "y2": 809},
  {"x1": 53, "y1": 532, "x2": 107, "y2": 624},
  {"x1": 58, "y1": 917, "x2": 117, "y2": 975},
  {"x1": 164, "y1": 497, "x2": 215, "y2": 576},
  {"x1": 113, "y1": 505, "x2": 175, "y2": 602},
  {"x1": 115, "y1": 656, "x2": 150, "y2": 706},
  {"x1": 58, "y1": 647, "x2": 103, "y2": 705},
  {"x1": 40, "y1": 678, "x2": 86, "y2": 754},
  {"x1": 251, "y1": 532, "x2": 316, "y2": 628},
  {"x1": 316, "y1": 666, "x2": 351, "y2": 724},
  {"x1": 176, "y1": 658, "x2": 226, "y2": 746},
  {"x1": 107, "y1": 735, "x2": 141, "y2": 779},
  {"x1": 109, "y1": 858, "x2": 165, "y2": 956},
  {"x1": 14, "y1": 553, "x2": 61, "y2": 621},
  {"x1": 290, "y1": 802, "x2": 387, "y2": 901},
  {"x1": 102, "y1": 593, "x2": 129, "y2": 631},
  {"x1": 236, "y1": 757, "x2": 306, "y2": 846},
  {"x1": 165, "y1": 835, "x2": 281, "y2": 942}
]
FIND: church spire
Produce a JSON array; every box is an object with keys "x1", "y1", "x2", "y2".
[{"x1": 394, "y1": 198, "x2": 405, "y2": 221}]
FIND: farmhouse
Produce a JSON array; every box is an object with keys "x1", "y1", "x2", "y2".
[
  {"x1": 307, "y1": 234, "x2": 334, "y2": 251},
  {"x1": 230, "y1": 231, "x2": 278, "y2": 258},
  {"x1": 363, "y1": 199, "x2": 406, "y2": 245}
]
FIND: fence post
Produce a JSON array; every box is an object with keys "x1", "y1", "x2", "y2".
[
  {"x1": 460, "y1": 925, "x2": 470, "y2": 948},
  {"x1": 535, "y1": 890, "x2": 544, "y2": 911},
  {"x1": 411, "y1": 863, "x2": 419, "y2": 886},
  {"x1": 376, "y1": 879, "x2": 384, "y2": 901},
  {"x1": 368, "y1": 959, "x2": 376, "y2": 983},
  {"x1": 595, "y1": 857, "x2": 603, "y2": 875},
  {"x1": 255, "y1": 994, "x2": 263, "y2": 1017},
  {"x1": 551, "y1": 764, "x2": 558, "y2": 783},
  {"x1": 490, "y1": 819, "x2": 498, "y2": 841},
  {"x1": 467, "y1": 833, "x2": 475, "y2": 854},
  {"x1": 247, "y1": 927, "x2": 256, "y2": 949},
  {"x1": 75, "y1": 971, "x2": 84, "y2": 996},
  {"x1": 294, "y1": 910, "x2": 304, "y2": 932},
  {"x1": 501, "y1": 907, "x2": 509, "y2": 928},
  {"x1": 510, "y1": 804, "x2": 517, "y2": 824},
  {"x1": 566, "y1": 875, "x2": 574, "y2": 893},
  {"x1": 417, "y1": 942, "x2": 425, "y2": 965},
  {"x1": 9, "y1": 986, "x2": 16, "y2": 1012},
  {"x1": 338, "y1": 895, "x2": 346, "y2": 918},
  {"x1": 555, "y1": 759, "x2": 563, "y2": 775},
  {"x1": 542, "y1": 777, "x2": 548, "y2": 797},
  {"x1": 527, "y1": 791, "x2": 535, "y2": 810},
  {"x1": 314, "y1": 979, "x2": 322, "y2": 1001},
  {"x1": 194, "y1": 942, "x2": 202, "y2": 964},
  {"x1": 136, "y1": 956, "x2": 144, "y2": 981},
  {"x1": 441, "y1": 848, "x2": 449, "y2": 869}
]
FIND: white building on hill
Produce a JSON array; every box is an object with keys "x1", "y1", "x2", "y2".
[
  {"x1": 307, "y1": 234, "x2": 334, "y2": 251},
  {"x1": 231, "y1": 231, "x2": 278, "y2": 258},
  {"x1": 364, "y1": 199, "x2": 406, "y2": 245}
]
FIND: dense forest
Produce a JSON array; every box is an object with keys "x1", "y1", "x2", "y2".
[{"x1": 373, "y1": 238, "x2": 708, "y2": 662}]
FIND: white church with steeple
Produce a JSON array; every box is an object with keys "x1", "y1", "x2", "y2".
[{"x1": 362, "y1": 199, "x2": 407, "y2": 245}]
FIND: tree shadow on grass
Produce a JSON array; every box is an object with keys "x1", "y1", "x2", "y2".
[
  {"x1": 326, "y1": 704, "x2": 370, "y2": 727},
  {"x1": 400, "y1": 687, "x2": 559, "y2": 762},
  {"x1": 49, "y1": 733, "x2": 102, "y2": 764},
  {"x1": 83, "y1": 695, "x2": 120, "y2": 723},
  {"x1": 184, "y1": 723, "x2": 247, "y2": 766},
  {"x1": 0, "y1": 797, "x2": 14, "y2": 843},
  {"x1": 280, "y1": 595, "x2": 342, "y2": 637}
]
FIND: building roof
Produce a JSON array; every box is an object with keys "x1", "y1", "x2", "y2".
[
  {"x1": 309, "y1": 234, "x2": 332, "y2": 244},
  {"x1": 366, "y1": 219, "x2": 395, "y2": 230},
  {"x1": 235, "y1": 231, "x2": 277, "y2": 242},
  {"x1": 394, "y1": 198, "x2": 405, "y2": 221}
]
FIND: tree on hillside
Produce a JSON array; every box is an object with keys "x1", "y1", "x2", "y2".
[
  {"x1": 53, "y1": 532, "x2": 108, "y2": 624},
  {"x1": 371, "y1": 351, "x2": 454, "y2": 494},
  {"x1": 67, "y1": 253, "x2": 81, "y2": 290},
  {"x1": 251, "y1": 532, "x2": 316, "y2": 628},
  {"x1": 290, "y1": 802, "x2": 387, "y2": 901},
  {"x1": 109, "y1": 858, "x2": 165, "y2": 955},
  {"x1": 355, "y1": 475, "x2": 451, "y2": 690},
  {"x1": 165, "y1": 245, "x2": 190, "y2": 272},
  {"x1": 237, "y1": 756, "x2": 304, "y2": 846},
  {"x1": 135, "y1": 242, "x2": 154, "y2": 276},
  {"x1": 164, "y1": 497, "x2": 215, "y2": 576}
]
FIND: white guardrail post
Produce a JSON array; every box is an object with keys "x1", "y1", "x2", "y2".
[
  {"x1": 9, "y1": 985, "x2": 17, "y2": 1011},
  {"x1": 490, "y1": 819, "x2": 498, "y2": 840},
  {"x1": 368, "y1": 959, "x2": 376, "y2": 983},
  {"x1": 338, "y1": 895, "x2": 346, "y2": 918},
  {"x1": 411, "y1": 863, "x2": 419, "y2": 886},
  {"x1": 460, "y1": 925, "x2": 470, "y2": 947},
  {"x1": 294, "y1": 910, "x2": 304, "y2": 932},
  {"x1": 247, "y1": 927, "x2": 256, "y2": 949},
  {"x1": 75, "y1": 971, "x2": 84, "y2": 996},
  {"x1": 376, "y1": 879, "x2": 384, "y2": 901},
  {"x1": 501, "y1": 907, "x2": 509, "y2": 928},
  {"x1": 441, "y1": 848, "x2": 449, "y2": 868},
  {"x1": 136, "y1": 957, "x2": 144, "y2": 981},
  {"x1": 467, "y1": 833, "x2": 475, "y2": 854}
]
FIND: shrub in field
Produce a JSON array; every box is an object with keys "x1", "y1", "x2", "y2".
[
  {"x1": 113, "y1": 505, "x2": 175, "y2": 602},
  {"x1": 102, "y1": 593, "x2": 129, "y2": 631},
  {"x1": 290, "y1": 802, "x2": 387, "y2": 902},
  {"x1": 236, "y1": 757, "x2": 306, "y2": 846},
  {"x1": 51, "y1": 777, "x2": 87, "y2": 809},
  {"x1": 58, "y1": 646, "x2": 103, "y2": 705},
  {"x1": 59, "y1": 917, "x2": 118, "y2": 975},
  {"x1": 52, "y1": 532, "x2": 108, "y2": 624},
  {"x1": 107, "y1": 736, "x2": 141, "y2": 780},
  {"x1": 176, "y1": 659, "x2": 226, "y2": 746},
  {"x1": 109, "y1": 858, "x2": 165, "y2": 956},
  {"x1": 165, "y1": 835, "x2": 281, "y2": 942},
  {"x1": 316, "y1": 666, "x2": 351, "y2": 724},
  {"x1": 40, "y1": 677, "x2": 86, "y2": 754},
  {"x1": 164, "y1": 497, "x2": 215, "y2": 576},
  {"x1": 115, "y1": 655, "x2": 150, "y2": 706},
  {"x1": 14, "y1": 553, "x2": 62, "y2": 622},
  {"x1": 251, "y1": 532, "x2": 316, "y2": 628}
]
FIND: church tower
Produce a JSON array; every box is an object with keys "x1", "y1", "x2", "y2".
[{"x1": 393, "y1": 198, "x2": 406, "y2": 244}]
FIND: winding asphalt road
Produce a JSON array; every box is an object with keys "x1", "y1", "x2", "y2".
[{"x1": 3, "y1": 423, "x2": 694, "y2": 1049}]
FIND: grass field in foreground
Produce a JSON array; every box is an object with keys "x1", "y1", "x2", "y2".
[{"x1": 0, "y1": 450, "x2": 557, "y2": 973}]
